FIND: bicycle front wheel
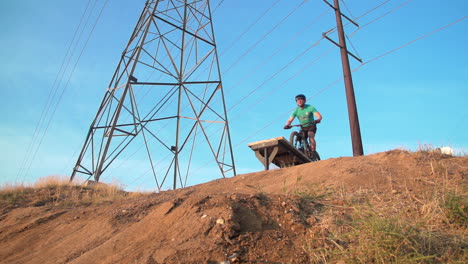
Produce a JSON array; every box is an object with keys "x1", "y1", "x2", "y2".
[
  {"x1": 290, "y1": 131, "x2": 304, "y2": 153},
  {"x1": 303, "y1": 140, "x2": 320, "y2": 162},
  {"x1": 309, "y1": 150, "x2": 321, "y2": 161}
]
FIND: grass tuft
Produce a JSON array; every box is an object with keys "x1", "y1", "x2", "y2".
[
  {"x1": 305, "y1": 204, "x2": 467, "y2": 264},
  {"x1": 33, "y1": 175, "x2": 74, "y2": 188},
  {"x1": 443, "y1": 191, "x2": 468, "y2": 227}
]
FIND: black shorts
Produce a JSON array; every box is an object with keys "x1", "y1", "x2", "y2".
[{"x1": 301, "y1": 123, "x2": 317, "y2": 134}]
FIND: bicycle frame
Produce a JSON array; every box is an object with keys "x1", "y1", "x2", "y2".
[{"x1": 287, "y1": 123, "x2": 320, "y2": 162}]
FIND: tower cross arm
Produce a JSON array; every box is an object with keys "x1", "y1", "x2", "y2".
[
  {"x1": 322, "y1": 0, "x2": 359, "y2": 27},
  {"x1": 153, "y1": 14, "x2": 215, "y2": 46},
  {"x1": 322, "y1": 33, "x2": 362, "y2": 62}
]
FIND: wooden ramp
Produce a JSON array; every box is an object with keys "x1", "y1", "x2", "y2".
[{"x1": 247, "y1": 136, "x2": 311, "y2": 170}]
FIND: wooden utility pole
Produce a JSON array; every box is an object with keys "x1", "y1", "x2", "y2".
[{"x1": 322, "y1": 0, "x2": 364, "y2": 156}]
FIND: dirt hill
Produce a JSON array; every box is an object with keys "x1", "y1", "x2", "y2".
[{"x1": 1, "y1": 150, "x2": 467, "y2": 263}]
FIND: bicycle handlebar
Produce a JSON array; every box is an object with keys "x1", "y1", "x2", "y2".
[{"x1": 284, "y1": 121, "x2": 319, "y2": 129}]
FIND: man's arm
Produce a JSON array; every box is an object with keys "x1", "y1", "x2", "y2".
[
  {"x1": 284, "y1": 116, "x2": 294, "y2": 129},
  {"x1": 314, "y1": 111, "x2": 322, "y2": 123}
]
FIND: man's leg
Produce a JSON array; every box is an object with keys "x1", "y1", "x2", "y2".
[{"x1": 308, "y1": 131, "x2": 316, "y2": 151}]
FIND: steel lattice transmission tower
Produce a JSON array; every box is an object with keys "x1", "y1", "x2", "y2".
[{"x1": 71, "y1": 0, "x2": 236, "y2": 190}]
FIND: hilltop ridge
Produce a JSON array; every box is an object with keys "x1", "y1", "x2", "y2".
[{"x1": 1, "y1": 149, "x2": 466, "y2": 263}]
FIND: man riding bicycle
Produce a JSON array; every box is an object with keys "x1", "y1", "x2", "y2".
[{"x1": 284, "y1": 94, "x2": 322, "y2": 153}]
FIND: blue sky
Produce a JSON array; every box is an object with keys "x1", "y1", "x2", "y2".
[{"x1": 1, "y1": 0, "x2": 467, "y2": 191}]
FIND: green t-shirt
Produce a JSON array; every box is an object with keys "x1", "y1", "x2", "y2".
[{"x1": 291, "y1": 104, "x2": 317, "y2": 127}]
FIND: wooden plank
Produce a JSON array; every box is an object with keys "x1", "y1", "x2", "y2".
[
  {"x1": 248, "y1": 137, "x2": 311, "y2": 169},
  {"x1": 247, "y1": 136, "x2": 284, "y2": 149}
]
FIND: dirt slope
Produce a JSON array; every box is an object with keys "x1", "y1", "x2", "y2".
[{"x1": 1, "y1": 150, "x2": 466, "y2": 263}]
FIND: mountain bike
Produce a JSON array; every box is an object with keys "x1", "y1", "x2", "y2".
[{"x1": 284, "y1": 123, "x2": 320, "y2": 162}]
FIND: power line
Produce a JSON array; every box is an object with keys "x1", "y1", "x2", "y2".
[
  {"x1": 226, "y1": 0, "x2": 398, "y2": 111},
  {"x1": 340, "y1": 0, "x2": 356, "y2": 21},
  {"x1": 350, "y1": 0, "x2": 416, "y2": 37},
  {"x1": 228, "y1": 38, "x2": 329, "y2": 112},
  {"x1": 212, "y1": 0, "x2": 226, "y2": 13},
  {"x1": 24, "y1": 1, "x2": 394, "y2": 190},
  {"x1": 88, "y1": 1, "x2": 313, "y2": 182},
  {"x1": 222, "y1": 0, "x2": 307, "y2": 75},
  {"x1": 179, "y1": 0, "x2": 421, "y2": 179},
  {"x1": 345, "y1": 33, "x2": 362, "y2": 60},
  {"x1": 181, "y1": 0, "x2": 284, "y2": 89},
  {"x1": 353, "y1": 16, "x2": 467, "y2": 72},
  {"x1": 172, "y1": 43, "x2": 333, "y2": 181},
  {"x1": 327, "y1": 0, "x2": 393, "y2": 36},
  {"x1": 219, "y1": 0, "x2": 283, "y2": 57},
  {"x1": 226, "y1": 0, "x2": 404, "y2": 117},
  {"x1": 15, "y1": 0, "x2": 96, "y2": 183},
  {"x1": 356, "y1": 0, "x2": 391, "y2": 20},
  {"x1": 230, "y1": 47, "x2": 334, "y2": 122},
  {"x1": 141, "y1": 12, "x2": 466, "y2": 189},
  {"x1": 225, "y1": 9, "x2": 330, "y2": 96},
  {"x1": 70, "y1": 2, "x2": 463, "y2": 189},
  {"x1": 20, "y1": 0, "x2": 110, "y2": 183},
  {"x1": 234, "y1": 16, "x2": 467, "y2": 153}
]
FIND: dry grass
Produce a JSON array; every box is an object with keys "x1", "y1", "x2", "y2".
[
  {"x1": 0, "y1": 176, "x2": 148, "y2": 207},
  {"x1": 301, "y1": 150, "x2": 467, "y2": 264},
  {"x1": 33, "y1": 175, "x2": 77, "y2": 188}
]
